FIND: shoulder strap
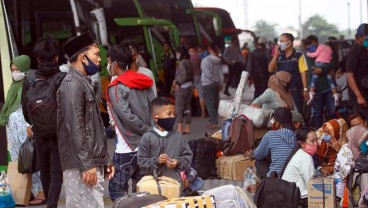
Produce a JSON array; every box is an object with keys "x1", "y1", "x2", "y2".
[
  {"x1": 26, "y1": 71, "x2": 37, "y2": 86},
  {"x1": 279, "y1": 143, "x2": 299, "y2": 177}
]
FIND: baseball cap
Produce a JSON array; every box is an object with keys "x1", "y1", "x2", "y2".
[{"x1": 356, "y1": 23, "x2": 368, "y2": 37}]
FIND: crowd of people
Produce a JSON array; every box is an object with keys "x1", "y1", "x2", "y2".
[{"x1": 0, "y1": 19, "x2": 367, "y2": 207}]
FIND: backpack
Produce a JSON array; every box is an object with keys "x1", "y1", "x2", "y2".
[
  {"x1": 188, "y1": 136, "x2": 220, "y2": 179},
  {"x1": 223, "y1": 115, "x2": 254, "y2": 156},
  {"x1": 25, "y1": 72, "x2": 66, "y2": 136},
  {"x1": 347, "y1": 155, "x2": 368, "y2": 207}
]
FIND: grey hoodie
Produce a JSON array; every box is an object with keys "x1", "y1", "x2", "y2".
[
  {"x1": 200, "y1": 55, "x2": 224, "y2": 87},
  {"x1": 137, "y1": 130, "x2": 193, "y2": 183}
]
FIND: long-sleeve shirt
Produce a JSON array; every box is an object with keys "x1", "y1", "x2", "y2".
[
  {"x1": 282, "y1": 149, "x2": 315, "y2": 198},
  {"x1": 334, "y1": 143, "x2": 354, "y2": 179},
  {"x1": 254, "y1": 128, "x2": 296, "y2": 175},
  {"x1": 306, "y1": 44, "x2": 332, "y2": 64},
  {"x1": 200, "y1": 55, "x2": 224, "y2": 87}
]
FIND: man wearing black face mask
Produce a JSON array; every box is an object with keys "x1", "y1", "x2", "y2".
[
  {"x1": 106, "y1": 43, "x2": 155, "y2": 201},
  {"x1": 57, "y1": 32, "x2": 114, "y2": 207}
]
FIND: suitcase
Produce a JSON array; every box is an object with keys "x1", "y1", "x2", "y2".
[
  {"x1": 113, "y1": 192, "x2": 167, "y2": 208},
  {"x1": 216, "y1": 155, "x2": 255, "y2": 180},
  {"x1": 203, "y1": 185, "x2": 256, "y2": 208},
  {"x1": 144, "y1": 195, "x2": 216, "y2": 208},
  {"x1": 137, "y1": 176, "x2": 181, "y2": 199}
]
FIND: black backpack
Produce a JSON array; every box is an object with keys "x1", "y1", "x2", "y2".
[
  {"x1": 347, "y1": 154, "x2": 368, "y2": 207},
  {"x1": 188, "y1": 136, "x2": 221, "y2": 179},
  {"x1": 25, "y1": 72, "x2": 66, "y2": 136}
]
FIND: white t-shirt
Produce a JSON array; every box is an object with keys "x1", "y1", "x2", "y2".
[{"x1": 282, "y1": 149, "x2": 315, "y2": 198}]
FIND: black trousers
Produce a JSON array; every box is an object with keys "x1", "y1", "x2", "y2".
[
  {"x1": 35, "y1": 135, "x2": 63, "y2": 208},
  {"x1": 224, "y1": 63, "x2": 243, "y2": 93},
  {"x1": 255, "y1": 158, "x2": 271, "y2": 180}
]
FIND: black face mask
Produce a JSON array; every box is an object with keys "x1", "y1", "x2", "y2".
[
  {"x1": 157, "y1": 117, "x2": 176, "y2": 131},
  {"x1": 284, "y1": 82, "x2": 290, "y2": 92},
  {"x1": 82, "y1": 55, "x2": 101, "y2": 76}
]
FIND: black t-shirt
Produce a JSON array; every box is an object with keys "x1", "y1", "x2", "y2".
[{"x1": 346, "y1": 44, "x2": 368, "y2": 99}]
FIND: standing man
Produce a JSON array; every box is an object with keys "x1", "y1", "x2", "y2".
[
  {"x1": 268, "y1": 33, "x2": 309, "y2": 114},
  {"x1": 161, "y1": 43, "x2": 176, "y2": 95},
  {"x1": 247, "y1": 36, "x2": 270, "y2": 99},
  {"x1": 106, "y1": 43, "x2": 155, "y2": 201},
  {"x1": 201, "y1": 44, "x2": 224, "y2": 129},
  {"x1": 346, "y1": 23, "x2": 368, "y2": 120},
  {"x1": 57, "y1": 32, "x2": 114, "y2": 207},
  {"x1": 223, "y1": 36, "x2": 243, "y2": 96}
]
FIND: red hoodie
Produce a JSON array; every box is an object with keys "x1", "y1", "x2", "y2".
[{"x1": 106, "y1": 70, "x2": 153, "y2": 103}]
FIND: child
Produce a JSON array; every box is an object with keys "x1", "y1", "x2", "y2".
[
  {"x1": 137, "y1": 97, "x2": 203, "y2": 195},
  {"x1": 305, "y1": 35, "x2": 339, "y2": 106}
]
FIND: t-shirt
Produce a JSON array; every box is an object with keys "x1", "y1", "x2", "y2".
[{"x1": 346, "y1": 44, "x2": 368, "y2": 99}]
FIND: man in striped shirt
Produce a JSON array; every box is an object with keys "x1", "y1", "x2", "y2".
[{"x1": 248, "y1": 107, "x2": 297, "y2": 179}]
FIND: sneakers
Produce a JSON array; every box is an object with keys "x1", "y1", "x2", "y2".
[{"x1": 307, "y1": 92, "x2": 315, "y2": 106}]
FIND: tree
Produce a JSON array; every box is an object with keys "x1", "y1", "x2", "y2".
[
  {"x1": 253, "y1": 20, "x2": 277, "y2": 42},
  {"x1": 302, "y1": 15, "x2": 339, "y2": 42}
]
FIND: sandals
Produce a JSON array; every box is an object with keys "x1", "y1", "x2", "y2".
[{"x1": 29, "y1": 198, "x2": 47, "y2": 206}]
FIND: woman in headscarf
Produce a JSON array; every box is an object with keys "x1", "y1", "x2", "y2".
[
  {"x1": 315, "y1": 118, "x2": 348, "y2": 175},
  {"x1": 0, "y1": 55, "x2": 45, "y2": 205},
  {"x1": 251, "y1": 71, "x2": 297, "y2": 111},
  {"x1": 334, "y1": 125, "x2": 368, "y2": 203}
]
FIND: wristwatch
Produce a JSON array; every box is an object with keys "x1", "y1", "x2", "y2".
[{"x1": 303, "y1": 88, "x2": 308, "y2": 91}]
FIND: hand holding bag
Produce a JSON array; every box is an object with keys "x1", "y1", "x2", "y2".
[{"x1": 18, "y1": 136, "x2": 39, "y2": 174}]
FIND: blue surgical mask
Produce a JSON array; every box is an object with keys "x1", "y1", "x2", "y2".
[
  {"x1": 157, "y1": 117, "x2": 176, "y2": 131},
  {"x1": 279, "y1": 41, "x2": 290, "y2": 51},
  {"x1": 308, "y1": 45, "x2": 318, "y2": 53},
  {"x1": 322, "y1": 133, "x2": 331, "y2": 142},
  {"x1": 360, "y1": 141, "x2": 368, "y2": 154},
  {"x1": 82, "y1": 55, "x2": 101, "y2": 76},
  {"x1": 363, "y1": 40, "x2": 368, "y2": 48}
]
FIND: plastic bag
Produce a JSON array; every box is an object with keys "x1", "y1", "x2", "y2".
[
  {"x1": 0, "y1": 171, "x2": 16, "y2": 208},
  {"x1": 18, "y1": 136, "x2": 39, "y2": 174}
]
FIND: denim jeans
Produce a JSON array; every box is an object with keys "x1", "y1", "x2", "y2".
[
  {"x1": 202, "y1": 84, "x2": 220, "y2": 125},
  {"x1": 109, "y1": 152, "x2": 143, "y2": 202},
  {"x1": 290, "y1": 88, "x2": 304, "y2": 115},
  {"x1": 311, "y1": 90, "x2": 337, "y2": 129},
  {"x1": 34, "y1": 136, "x2": 63, "y2": 208}
]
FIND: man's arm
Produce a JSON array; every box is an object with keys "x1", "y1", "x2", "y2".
[
  {"x1": 268, "y1": 45, "x2": 280, "y2": 73},
  {"x1": 253, "y1": 133, "x2": 271, "y2": 160},
  {"x1": 347, "y1": 72, "x2": 367, "y2": 106},
  {"x1": 108, "y1": 85, "x2": 150, "y2": 135},
  {"x1": 298, "y1": 54, "x2": 309, "y2": 101}
]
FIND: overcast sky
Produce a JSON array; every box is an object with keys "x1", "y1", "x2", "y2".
[{"x1": 192, "y1": 0, "x2": 368, "y2": 36}]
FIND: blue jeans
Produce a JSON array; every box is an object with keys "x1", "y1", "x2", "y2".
[
  {"x1": 202, "y1": 84, "x2": 220, "y2": 125},
  {"x1": 310, "y1": 74, "x2": 336, "y2": 89},
  {"x1": 290, "y1": 88, "x2": 304, "y2": 114},
  {"x1": 108, "y1": 152, "x2": 143, "y2": 202},
  {"x1": 311, "y1": 91, "x2": 337, "y2": 129}
]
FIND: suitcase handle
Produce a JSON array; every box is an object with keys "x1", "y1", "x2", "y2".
[{"x1": 153, "y1": 169, "x2": 162, "y2": 196}]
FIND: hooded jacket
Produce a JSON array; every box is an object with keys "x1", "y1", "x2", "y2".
[
  {"x1": 137, "y1": 129, "x2": 193, "y2": 183},
  {"x1": 57, "y1": 67, "x2": 111, "y2": 171},
  {"x1": 254, "y1": 128, "x2": 296, "y2": 175},
  {"x1": 200, "y1": 54, "x2": 224, "y2": 87},
  {"x1": 107, "y1": 70, "x2": 155, "y2": 151}
]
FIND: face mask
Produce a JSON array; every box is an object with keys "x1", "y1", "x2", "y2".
[
  {"x1": 82, "y1": 55, "x2": 101, "y2": 76},
  {"x1": 303, "y1": 143, "x2": 317, "y2": 155},
  {"x1": 157, "y1": 117, "x2": 176, "y2": 131},
  {"x1": 360, "y1": 141, "x2": 368, "y2": 154},
  {"x1": 321, "y1": 133, "x2": 331, "y2": 142},
  {"x1": 12, "y1": 71, "x2": 25, "y2": 81},
  {"x1": 272, "y1": 121, "x2": 280, "y2": 131},
  {"x1": 363, "y1": 40, "x2": 368, "y2": 48},
  {"x1": 107, "y1": 62, "x2": 115, "y2": 76},
  {"x1": 176, "y1": 53, "x2": 181, "y2": 61},
  {"x1": 284, "y1": 82, "x2": 290, "y2": 92},
  {"x1": 279, "y1": 41, "x2": 290, "y2": 51},
  {"x1": 308, "y1": 45, "x2": 318, "y2": 53}
]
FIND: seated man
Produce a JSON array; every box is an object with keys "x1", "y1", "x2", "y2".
[{"x1": 247, "y1": 107, "x2": 297, "y2": 179}]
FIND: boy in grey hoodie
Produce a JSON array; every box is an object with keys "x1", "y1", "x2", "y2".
[{"x1": 138, "y1": 97, "x2": 203, "y2": 195}]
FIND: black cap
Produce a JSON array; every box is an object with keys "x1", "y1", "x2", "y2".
[
  {"x1": 356, "y1": 23, "x2": 368, "y2": 36},
  {"x1": 274, "y1": 107, "x2": 294, "y2": 130},
  {"x1": 63, "y1": 32, "x2": 95, "y2": 59}
]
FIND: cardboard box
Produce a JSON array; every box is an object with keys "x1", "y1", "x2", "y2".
[
  {"x1": 216, "y1": 155, "x2": 255, "y2": 180},
  {"x1": 145, "y1": 195, "x2": 216, "y2": 208},
  {"x1": 7, "y1": 161, "x2": 32, "y2": 206},
  {"x1": 308, "y1": 177, "x2": 336, "y2": 208}
]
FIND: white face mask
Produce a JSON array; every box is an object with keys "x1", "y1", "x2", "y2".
[
  {"x1": 12, "y1": 71, "x2": 25, "y2": 81},
  {"x1": 176, "y1": 53, "x2": 181, "y2": 60},
  {"x1": 107, "y1": 62, "x2": 115, "y2": 76},
  {"x1": 279, "y1": 41, "x2": 291, "y2": 51}
]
